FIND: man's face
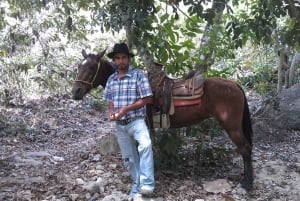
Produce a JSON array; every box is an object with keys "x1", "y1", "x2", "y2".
[{"x1": 113, "y1": 53, "x2": 130, "y2": 71}]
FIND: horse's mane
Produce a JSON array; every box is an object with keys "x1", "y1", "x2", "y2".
[{"x1": 103, "y1": 60, "x2": 117, "y2": 71}]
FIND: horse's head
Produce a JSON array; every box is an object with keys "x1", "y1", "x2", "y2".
[{"x1": 72, "y1": 49, "x2": 106, "y2": 100}]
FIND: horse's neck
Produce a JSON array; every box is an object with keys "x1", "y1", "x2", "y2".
[{"x1": 98, "y1": 60, "x2": 116, "y2": 88}]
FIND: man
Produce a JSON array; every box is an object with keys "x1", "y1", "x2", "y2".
[{"x1": 103, "y1": 43, "x2": 155, "y2": 199}]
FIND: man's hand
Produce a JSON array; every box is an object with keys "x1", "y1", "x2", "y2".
[
  {"x1": 115, "y1": 107, "x2": 127, "y2": 120},
  {"x1": 110, "y1": 112, "x2": 122, "y2": 121},
  {"x1": 109, "y1": 113, "x2": 117, "y2": 121}
]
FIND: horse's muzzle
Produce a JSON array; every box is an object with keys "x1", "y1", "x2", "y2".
[{"x1": 72, "y1": 87, "x2": 85, "y2": 100}]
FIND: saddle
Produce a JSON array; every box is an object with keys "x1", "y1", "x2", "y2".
[{"x1": 155, "y1": 70, "x2": 205, "y2": 128}]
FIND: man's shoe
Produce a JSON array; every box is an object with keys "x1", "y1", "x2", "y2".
[
  {"x1": 140, "y1": 186, "x2": 153, "y2": 196},
  {"x1": 130, "y1": 183, "x2": 139, "y2": 197}
]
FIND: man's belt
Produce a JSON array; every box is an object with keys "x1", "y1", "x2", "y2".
[{"x1": 117, "y1": 116, "x2": 144, "y2": 125}]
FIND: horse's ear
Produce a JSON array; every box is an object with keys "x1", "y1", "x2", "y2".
[
  {"x1": 98, "y1": 49, "x2": 107, "y2": 58},
  {"x1": 82, "y1": 49, "x2": 88, "y2": 58}
]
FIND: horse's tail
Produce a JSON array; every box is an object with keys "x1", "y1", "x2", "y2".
[
  {"x1": 242, "y1": 95, "x2": 253, "y2": 146},
  {"x1": 238, "y1": 85, "x2": 253, "y2": 147}
]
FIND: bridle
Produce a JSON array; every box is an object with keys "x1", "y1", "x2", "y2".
[{"x1": 75, "y1": 58, "x2": 102, "y2": 88}]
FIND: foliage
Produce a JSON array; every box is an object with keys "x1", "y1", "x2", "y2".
[
  {"x1": 0, "y1": 112, "x2": 30, "y2": 137},
  {"x1": 239, "y1": 64, "x2": 277, "y2": 95},
  {"x1": 87, "y1": 88, "x2": 108, "y2": 111},
  {"x1": 235, "y1": 45, "x2": 278, "y2": 95},
  {"x1": 152, "y1": 128, "x2": 185, "y2": 170},
  {"x1": 186, "y1": 118, "x2": 223, "y2": 138},
  {"x1": 98, "y1": 0, "x2": 156, "y2": 33},
  {"x1": 152, "y1": 118, "x2": 224, "y2": 170},
  {"x1": 1, "y1": 0, "x2": 300, "y2": 98},
  {"x1": 228, "y1": 0, "x2": 300, "y2": 48},
  {"x1": 142, "y1": 14, "x2": 204, "y2": 75},
  {"x1": 204, "y1": 64, "x2": 236, "y2": 78}
]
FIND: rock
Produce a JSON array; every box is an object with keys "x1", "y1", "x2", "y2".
[
  {"x1": 82, "y1": 177, "x2": 107, "y2": 194},
  {"x1": 91, "y1": 154, "x2": 101, "y2": 162},
  {"x1": 69, "y1": 193, "x2": 80, "y2": 200},
  {"x1": 102, "y1": 190, "x2": 128, "y2": 201},
  {"x1": 23, "y1": 151, "x2": 51, "y2": 157},
  {"x1": 132, "y1": 194, "x2": 165, "y2": 201},
  {"x1": 203, "y1": 179, "x2": 231, "y2": 193},
  {"x1": 16, "y1": 190, "x2": 31, "y2": 201},
  {"x1": 97, "y1": 134, "x2": 120, "y2": 155},
  {"x1": 261, "y1": 84, "x2": 300, "y2": 130},
  {"x1": 13, "y1": 155, "x2": 43, "y2": 166},
  {"x1": 52, "y1": 155, "x2": 65, "y2": 162},
  {"x1": 278, "y1": 83, "x2": 300, "y2": 112},
  {"x1": 0, "y1": 176, "x2": 45, "y2": 186},
  {"x1": 273, "y1": 111, "x2": 300, "y2": 130},
  {"x1": 76, "y1": 178, "x2": 85, "y2": 185}
]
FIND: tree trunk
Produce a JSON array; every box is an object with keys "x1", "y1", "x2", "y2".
[
  {"x1": 124, "y1": 24, "x2": 155, "y2": 67},
  {"x1": 277, "y1": 50, "x2": 284, "y2": 92},
  {"x1": 194, "y1": 0, "x2": 225, "y2": 73},
  {"x1": 288, "y1": 52, "x2": 300, "y2": 87},
  {"x1": 272, "y1": 28, "x2": 288, "y2": 93}
]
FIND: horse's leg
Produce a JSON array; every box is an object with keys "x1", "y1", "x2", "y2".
[
  {"x1": 224, "y1": 127, "x2": 253, "y2": 191},
  {"x1": 241, "y1": 145, "x2": 253, "y2": 191},
  {"x1": 217, "y1": 105, "x2": 253, "y2": 190}
]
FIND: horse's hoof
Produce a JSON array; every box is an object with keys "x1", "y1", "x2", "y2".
[{"x1": 241, "y1": 180, "x2": 253, "y2": 191}]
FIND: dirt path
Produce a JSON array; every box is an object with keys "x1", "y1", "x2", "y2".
[{"x1": 0, "y1": 95, "x2": 299, "y2": 201}]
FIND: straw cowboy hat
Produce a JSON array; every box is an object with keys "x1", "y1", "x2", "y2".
[{"x1": 107, "y1": 43, "x2": 135, "y2": 58}]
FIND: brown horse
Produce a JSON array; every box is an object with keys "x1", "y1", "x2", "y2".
[{"x1": 71, "y1": 50, "x2": 254, "y2": 191}]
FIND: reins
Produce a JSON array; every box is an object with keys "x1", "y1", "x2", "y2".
[{"x1": 75, "y1": 59, "x2": 102, "y2": 88}]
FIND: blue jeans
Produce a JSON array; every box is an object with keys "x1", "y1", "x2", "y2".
[{"x1": 115, "y1": 118, "x2": 155, "y2": 195}]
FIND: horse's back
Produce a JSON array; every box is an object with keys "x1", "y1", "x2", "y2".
[{"x1": 204, "y1": 77, "x2": 244, "y2": 100}]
